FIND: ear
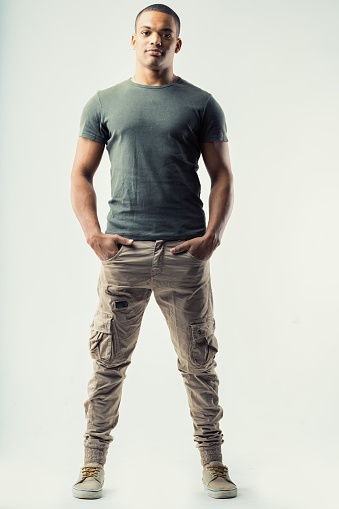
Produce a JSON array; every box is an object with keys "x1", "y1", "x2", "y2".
[
  {"x1": 175, "y1": 38, "x2": 182, "y2": 54},
  {"x1": 131, "y1": 34, "x2": 136, "y2": 50}
]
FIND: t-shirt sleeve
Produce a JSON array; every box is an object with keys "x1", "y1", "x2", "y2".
[
  {"x1": 78, "y1": 92, "x2": 109, "y2": 144},
  {"x1": 198, "y1": 94, "x2": 228, "y2": 142}
]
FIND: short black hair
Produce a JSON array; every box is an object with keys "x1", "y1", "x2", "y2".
[{"x1": 135, "y1": 4, "x2": 180, "y2": 38}]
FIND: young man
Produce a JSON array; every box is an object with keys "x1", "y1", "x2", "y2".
[{"x1": 70, "y1": 3, "x2": 237, "y2": 500}]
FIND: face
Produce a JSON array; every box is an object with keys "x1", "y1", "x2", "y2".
[{"x1": 131, "y1": 11, "x2": 182, "y2": 71}]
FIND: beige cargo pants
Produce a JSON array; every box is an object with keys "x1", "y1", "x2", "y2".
[{"x1": 83, "y1": 239, "x2": 224, "y2": 467}]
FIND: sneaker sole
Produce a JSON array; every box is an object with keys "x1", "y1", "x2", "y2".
[
  {"x1": 203, "y1": 482, "x2": 237, "y2": 499},
  {"x1": 72, "y1": 486, "x2": 103, "y2": 499}
]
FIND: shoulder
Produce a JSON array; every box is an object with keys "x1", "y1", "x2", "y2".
[
  {"x1": 97, "y1": 79, "x2": 131, "y2": 103},
  {"x1": 177, "y1": 77, "x2": 212, "y2": 101}
]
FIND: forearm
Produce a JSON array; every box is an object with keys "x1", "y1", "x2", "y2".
[
  {"x1": 70, "y1": 174, "x2": 102, "y2": 244},
  {"x1": 205, "y1": 174, "x2": 234, "y2": 244}
]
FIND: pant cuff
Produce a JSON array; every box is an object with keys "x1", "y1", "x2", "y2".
[
  {"x1": 84, "y1": 446, "x2": 108, "y2": 466},
  {"x1": 199, "y1": 445, "x2": 223, "y2": 467}
]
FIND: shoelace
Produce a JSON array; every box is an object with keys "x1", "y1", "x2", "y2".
[
  {"x1": 206, "y1": 465, "x2": 231, "y2": 479},
  {"x1": 81, "y1": 466, "x2": 102, "y2": 479}
]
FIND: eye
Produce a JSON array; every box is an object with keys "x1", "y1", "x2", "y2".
[
  {"x1": 163, "y1": 34, "x2": 171, "y2": 38},
  {"x1": 141, "y1": 31, "x2": 149, "y2": 35}
]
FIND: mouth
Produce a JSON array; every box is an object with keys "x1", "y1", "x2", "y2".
[{"x1": 146, "y1": 49, "x2": 163, "y2": 56}]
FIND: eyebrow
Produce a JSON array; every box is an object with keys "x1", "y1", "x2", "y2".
[{"x1": 139, "y1": 25, "x2": 174, "y2": 33}]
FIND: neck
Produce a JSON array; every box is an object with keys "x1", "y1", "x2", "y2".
[{"x1": 131, "y1": 68, "x2": 177, "y2": 86}]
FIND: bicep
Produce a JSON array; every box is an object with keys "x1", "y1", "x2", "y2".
[
  {"x1": 199, "y1": 141, "x2": 233, "y2": 183},
  {"x1": 71, "y1": 136, "x2": 105, "y2": 181}
]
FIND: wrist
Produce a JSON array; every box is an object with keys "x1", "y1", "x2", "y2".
[
  {"x1": 204, "y1": 230, "x2": 221, "y2": 246},
  {"x1": 86, "y1": 229, "x2": 103, "y2": 247}
]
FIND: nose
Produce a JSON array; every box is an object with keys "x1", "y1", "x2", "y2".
[{"x1": 150, "y1": 32, "x2": 162, "y2": 46}]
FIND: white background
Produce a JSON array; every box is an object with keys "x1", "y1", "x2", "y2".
[{"x1": 0, "y1": 0, "x2": 338, "y2": 508}]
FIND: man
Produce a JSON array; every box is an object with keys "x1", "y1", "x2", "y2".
[{"x1": 70, "y1": 3, "x2": 237, "y2": 500}]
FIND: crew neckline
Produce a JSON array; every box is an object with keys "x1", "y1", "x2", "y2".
[{"x1": 128, "y1": 76, "x2": 182, "y2": 89}]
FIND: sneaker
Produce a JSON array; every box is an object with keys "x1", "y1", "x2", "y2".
[
  {"x1": 72, "y1": 462, "x2": 105, "y2": 499},
  {"x1": 202, "y1": 460, "x2": 237, "y2": 499}
]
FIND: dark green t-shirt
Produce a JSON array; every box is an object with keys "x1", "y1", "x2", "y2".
[{"x1": 78, "y1": 76, "x2": 228, "y2": 240}]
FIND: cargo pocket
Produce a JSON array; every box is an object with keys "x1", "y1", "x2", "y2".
[
  {"x1": 189, "y1": 318, "x2": 218, "y2": 368},
  {"x1": 89, "y1": 312, "x2": 119, "y2": 367}
]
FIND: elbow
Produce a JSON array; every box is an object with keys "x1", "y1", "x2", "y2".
[{"x1": 211, "y1": 167, "x2": 233, "y2": 189}]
